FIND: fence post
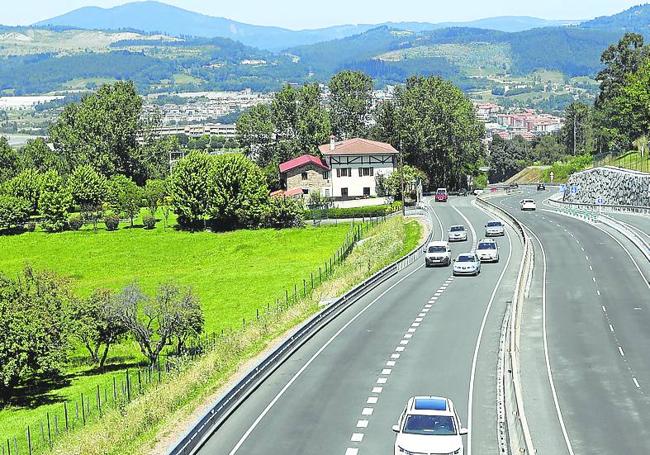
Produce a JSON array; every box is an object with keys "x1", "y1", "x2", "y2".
[
  {"x1": 97, "y1": 384, "x2": 102, "y2": 417},
  {"x1": 311, "y1": 272, "x2": 314, "y2": 291},
  {"x1": 64, "y1": 402, "x2": 69, "y2": 431},
  {"x1": 285, "y1": 289, "x2": 289, "y2": 307},
  {"x1": 256, "y1": 308, "x2": 259, "y2": 320},
  {"x1": 303, "y1": 279, "x2": 306, "y2": 297},
  {"x1": 81, "y1": 394, "x2": 86, "y2": 425},
  {"x1": 47, "y1": 413, "x2": 52, "y2": 447},
  {"x1": 126, "y1": 370, "x2": 131, "y2": 402},
  {"x1": 138, "y1": 370, "x2": 142, "y2": 394},
  {"x1": 293, "y1": 284, "x2": 297, "y2": 303},
  {"x1": 319, "y1": 267, "x2": 322, "y2": 284},
  {"x1": 26, "y1": 426, "x2": 31, "y2": 455}
]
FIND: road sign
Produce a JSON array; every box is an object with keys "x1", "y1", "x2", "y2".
[
  {"x1": 560, "y1": 184, "x2": 566, "y2": 193},
  {"x1": 571, "y1": 185, "x2": 579, "y2": 194},
  {"x1": 596, "y1": 197, "x2": 605, "y2": 205}
]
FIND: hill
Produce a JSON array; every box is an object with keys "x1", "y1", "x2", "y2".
[
  {"x1": 582, "y1": 3, "x2": 650, "y2": 32},
  {"x1": 33, "y1": 1, "x2": 581, "y2": 51}
]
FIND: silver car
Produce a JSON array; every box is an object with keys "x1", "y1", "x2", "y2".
[
  {"x1": 477, "y1": 239, "x2": 499, "y2": 263},
  {"x1": 485, "y1": 220, "x2": 505, "y2": 237},
  {"x1": 453, "y1": 253, "x2": 481, "y2": 276},
  {"x1": 448, "y1": 225, "x2": 468, "y2": 242}
]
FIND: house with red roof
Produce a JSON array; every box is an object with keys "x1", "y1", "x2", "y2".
[{"x1": 278, "y1": 138, "x2": 398, "y2": 199}]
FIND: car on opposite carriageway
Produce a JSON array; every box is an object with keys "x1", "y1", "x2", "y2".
[{"x1": 393, "y1": 396, "x2": 467, "y2": 455}]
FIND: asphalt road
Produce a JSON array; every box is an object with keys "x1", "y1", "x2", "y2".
[
  {"x1": 497, "y1": 190, "x2": 650, "y2": 454},
  {"x1": 195, "y1": 196, "x2": 523, "y2": 455}
]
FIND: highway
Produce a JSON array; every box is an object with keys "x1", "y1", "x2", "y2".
[
  {"x1": 195, "y1": 196, "x2": 524, "y2": 455},
  {"x1": 496, "y1": 189, "x2": 650, "y2": 454}
]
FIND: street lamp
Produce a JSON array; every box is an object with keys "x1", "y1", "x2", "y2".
[{"x1": 400, "y1": 139, "x2": 406, "y2": 216}]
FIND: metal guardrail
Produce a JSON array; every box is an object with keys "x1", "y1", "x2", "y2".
[
  {"x1": 169, "y1": 207, "x2": 434, "y2": 455},
  {"x1": 476, "y1": 195, "x2": 536, "y2": 455},
  {"x1": 548, "y1": 195, "x2": 650, "y2": 215}
]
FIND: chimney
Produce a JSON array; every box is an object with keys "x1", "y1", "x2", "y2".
[{"x1": 330, "y1": 135, "x2": 336, "y2": 151}]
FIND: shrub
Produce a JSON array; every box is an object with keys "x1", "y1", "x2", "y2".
[
  {"x1": 104, "y1": 213, "x2": 120, "y2": 231},
  {"x1": 23, "y1": 221, "x2": 36, "y2": 232},
  {"x1": 306, "y1": 204, "x2": 400, "y2": 220},
  {"x1": 68, "y1": 214, "x2": 83, "y2": 231},
  {"x1": 263, "y1": 196, "x2": 305, "y2": 228},
  {"x1": 0, "y1": 195, "x2": 31, "y2": 230},
  {"x1": 5, "y1": 169, "x2": 42, "y2": 215},
  {"x1": 106, "y1": 175, "x2": 142, "y2": 227},
  {"x1": 142, "y1": 213, "x2": 157, "y2": 230},
  {"x1": 169, "y1": 152, "x2": 213, "y2": 230}
]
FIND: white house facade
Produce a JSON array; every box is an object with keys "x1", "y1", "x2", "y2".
[{"x1": 318, "y1": 138, "x2": 398, "y2": 198}]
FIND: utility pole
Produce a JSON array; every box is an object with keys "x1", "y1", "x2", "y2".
[
  {"x1": 573, "y1": 111, "x2": 577, "y2": 156},
  {"x1": 400, "y1": 139, "x2": 406, "y2": 216}
]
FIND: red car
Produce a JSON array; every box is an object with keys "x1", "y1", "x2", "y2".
[{"x1": 435, "y1": 188, "x2": 448, "y2": 202}]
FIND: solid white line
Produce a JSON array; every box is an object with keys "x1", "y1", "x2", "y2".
[
  {"x1": 430, "y1": 203, "x2": 445, "y2": 241},
  {"x1": 452, "y1": 204, "x2": 478, "y2": 250},
  {"x1": 466, "y1": 203, "x2": 513, "y2": 455},
  {"x1": 526, "y1": 228, "x2": 576, "y2": 455},
  {"x1": 227, "y1": 264, "x2": 424, "y2": 454}
]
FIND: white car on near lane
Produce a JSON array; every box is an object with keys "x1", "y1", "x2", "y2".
[
  {"x1": 477, "y1": 239, "x2": 499, "y2": 263},
  {"x1": 393, "y1": 396, "x2": 467, "y2": 455},
  {"x1": 520, "y1": 199, "x2": 537, "y2": 211},
  {"x1": 485, "y1": 220, "x2": 505, "y2": 237},
  {"x1": 448, "y1": 225, "x2": 468, "y2": 242},
  {"x1": 452, "y1": 253, "x2": 481, "y2": 276},
  {"x1": 425, "y1": 241, "x2": 452, "y2": 267}
]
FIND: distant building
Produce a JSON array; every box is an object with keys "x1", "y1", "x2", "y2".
[
  {"x1": 143, "y1": 123, "x2": 237, "y2": 142},
  {"x1": 278, "y1": 138, "x2": 399, "y2": 199}
]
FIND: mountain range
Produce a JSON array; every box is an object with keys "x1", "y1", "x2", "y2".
[{"x1": 33, "y1": 1, "x2": 581, "y2": 51}]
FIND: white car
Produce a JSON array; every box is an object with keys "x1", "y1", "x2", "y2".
[
  {"x1": 448, "y1": 225, "x2": 468, "y2": 242},
  {"x1": 393, "y1": 396, "x2": 467, "y2": 455},
  {"x1": 453, "y1": 253, "x2": 481, "y2": 276},
  {"x1": 425, "y1": 241, "x2": 452, "y2": 267},
  {"x1": 520, "y1": 199, "x2": 537, "y2": 211},
  {"x1": 485, "y1": 220, "x2": 505, "y2": 237},
  {"x1": 477, "y1": 239, "x2": 499, "y2": 263}
]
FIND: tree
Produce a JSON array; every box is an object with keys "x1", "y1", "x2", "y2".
[
  {"x1": 134, "y1": 135, "x2": 179, "y2": 183},
  {"x1": 377, "y1": 165, "x2": 428, "y2": 200},
  {"x1": 596, "y1": 33, "x2": 648, "y2": 107},
  {"x1": 237, "y1": 104, "x2": 275, "y2": 166},
  {"x1": 71, "y1": 289, "x2": 127, "y2": 368},
  {"x1": 207, "y1": 154, "x2": 269, "y2": 229},
  {"x1": 329, "y1": 71, "x2": 374, "y2": 139},
  {"x1": 387, "y1": 76, "x2": 485, "y2": 189},
  {"x1": 106, "y1": 175, "x2": 142, "y2": 227},
  {"x1": 0, "y1": 137, "x2": 19, "y2": 184},
  {"x1": 610, "y1": 58, "x2": 650, "y2": 147},
  {"x1": 0, "y1": 195, "x2": 31, "y2": 230},
  {"x1": 169, "y1": 151, "x2": 213, "y2": 229},
  {"x1": 0, "y1": 267, "x2": 72, "y2": 398},
  {"x1": 370, "y1": 100, "x2": 398, "y2": 146},
  {"x1": 68, "y1": 165, "x2": 108, "y2": 230},
  {"x1": 39, "y1": 171, "x2": 72, "y2": 232},
  {"x1": 143, "y1": 179, "x2": 167, "y2": 216},
  {"x1": 19, "y1": 138, "x2": 66, "y2": 175},
  {"x1": 562, "y1": 102, "x2": 596, "y2": 156},
  {"x1": 489, "y1": 135, "x2": 533, "y2": 182},
  {"x1": 49, "y1": 81, "x2": 145, "y2": 177},
  {"x1": 5, "y1": 169, "x2": 43, "y2": 215},
  {"x1": 533, "y1": 134, "x2": 566, "y2": 165},
  {"x1": 114, "y1": 283, "x2": 203, "y2": 365},
  {"x1": 295, "y1": 83, "x2": 331, "y2": 152}
]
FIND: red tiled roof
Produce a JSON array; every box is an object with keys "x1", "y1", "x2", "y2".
[
  {"x1": 319, "y1": 138, "x2": 398, "y2": 156},
  {"x1": 279, "y1": 154, "x2": 329, "y2": 173},
  {"x1": 271, "y1": 188, "x2": 304, "y2": 198}
]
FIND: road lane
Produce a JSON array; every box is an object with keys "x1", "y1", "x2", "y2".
[
  {"x1": 499, "y1": 190, "x2": 650, "y2": 454},
  {"x1": 195, "y1": 198, "x2": 523, "y2": 455}
]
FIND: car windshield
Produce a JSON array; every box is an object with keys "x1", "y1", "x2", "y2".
[
  {"x1": 450, "y1": 226, "x2": 464, "y2": 232},
  {"x1": 478, "y1": 242, "x2": 496, "y2": 250},
  {"x1": 487, "y1": 222, "x2": 502, "y2": 227},
  {"x1": 403, "y1": 414, "x2": 456, "y2": 436},
  {"x1": 428, "y1": 246, "x2": 446, "y2": 253},
  {"x1": 457, "y1": 255, "x2": 475, "y2": 262}
]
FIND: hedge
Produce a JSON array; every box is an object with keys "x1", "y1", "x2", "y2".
[{"x1": 306, "y1": 203, "x2": 401, "y2": 220}]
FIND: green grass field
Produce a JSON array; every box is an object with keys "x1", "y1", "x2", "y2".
[
  {"x1": 0, "y1": 217, "x2": 353, "y2": 448},
  {"x1": 600, "y1": 151, "x2": 650, "y2": 173}
]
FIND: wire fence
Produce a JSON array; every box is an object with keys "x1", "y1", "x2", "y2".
[
  {"x1": 591, "y1": 150, "x2": 650, "y2": 174},
  {"x1": 1, "y1": 216, "x2": 385, "y2": 455}
]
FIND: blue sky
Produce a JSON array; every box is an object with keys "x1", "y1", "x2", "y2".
[{"x1": 2, "y1": 0, "x2": 645, "y2": 29}]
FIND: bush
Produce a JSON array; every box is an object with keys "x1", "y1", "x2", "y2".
[
  {"x1": 23, "y1": 221, "x2": 36, "y2": 232},
  {"x1": 543, "y1": 154, "x2": 593, "y2": 182},
  {"x1": 39, "y1": 171, "x2": 72, "y2": 233},
  {"x1": 306, "y1": 204, "x2": 400, "y2": 220},
  {"x1": 0, "y1": 195, "x2": 31, "y2": 230},
  {"x1": 142, "y1": 213, "x2": 157, "y2": 230},
  {"x1": 263, "y1": 197, "x2": 305, "y2": 228},
  {"x1": 68, "y1": 214, "x2": 83, "y2": 231},
  {"x1": 169, "y1": 152, "x2": 213, "y2": 230},
  {"x1": 104, "y1": 213, "x2": 120, "y2": 231}
]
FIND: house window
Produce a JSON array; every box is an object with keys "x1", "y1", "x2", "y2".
[
  {"x1": 363, "y1": 187, "x2": 371, "y2": 196},
  {"x1": 341, "y1": 187, "x2": 349, "y2": 198},
  {"x1": 337, "y1": 168, "x2": 352, "y2": 177},
  {"x1": 358, "y1": 167, "x2": 374, "y2": 177},
  {"x1": 323, "y1": 171, "x2": 329, "y2": 180},
  {"x1": 301, "y1": 172, "x2": 308, "y2": 180},
  {"x1": 302, "y1": 188, "x2": 309, "y2": 195}
]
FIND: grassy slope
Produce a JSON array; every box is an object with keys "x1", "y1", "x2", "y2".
[
  {"x1": 47, "y1": 217, "x2": 421, "y2": 455},
  {"x1": 0, "y1": 219, "x2": 351, "y2": 448}
]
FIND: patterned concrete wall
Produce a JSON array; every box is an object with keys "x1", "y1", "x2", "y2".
[{"x1": 565, "y1": 166, "x2": 650, "y2": 207}]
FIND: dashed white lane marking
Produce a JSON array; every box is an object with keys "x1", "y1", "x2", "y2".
[
  {"x1": 399, "y1": 339, "x2": 409, "y2": 345},
  {"x1": 387, "y1": 360, "x2": 396, "y2": 366},
  {"x1": 376, "y1": 377, "x2": 388, "y2": 384},
  {"x1": 609, "y1": 324, "x2": 614, "y2": 333},
  {"x1": 356, "y1": 420, "x2": 368, "y2": 428},
  {"x1": 592, "y1": 277, "x2": 596, "y2": 283},
  {"x1": 619, "y1": 347, "x2": 625, "y2": 357},
  {"x1": 403, "y1": 333, "x2": 413, "y2": 339},
  {"x1": 381, "y1": 369, "x2": 392, "y2": 375},
  {"x1": 345, "y1": 448, "x2": 359, "y2": 455},
  {"x1": 351, "y1": 433, "x2": 364, "y2": 442},
  {"x1": 372, "y1": 387, "x2": 383, "y2": 393},
  {"x1": 395, "y1": 346, "x2": 405, "y2": 352},
  {"x1": 362, "y1": 408, "x2": 373, "y2": 416},
  {"x1": 633, "y1": 378, "x2": 641, "y2": 388},
  {"x1": 411, "y1": 322, "x2": 420, "y2": 327},
  {"x1": 367, "y1": 396, "x2": 379, "y2": 404},
  {"x1": 589, "y1": 265, "x2": 593, "y2": 271},
  {"x1": 602, "y1": 305, "x2": 607, "y2": 312},
  {"x1": 407, "y1": 328, "x2": 416, "y2": 333},
  {"x1": 391, "y1": 353, "x2": 400, "y2": 359},
  {"x1": 597, "y1": 290, "x2": 601, "y2": 296}
]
